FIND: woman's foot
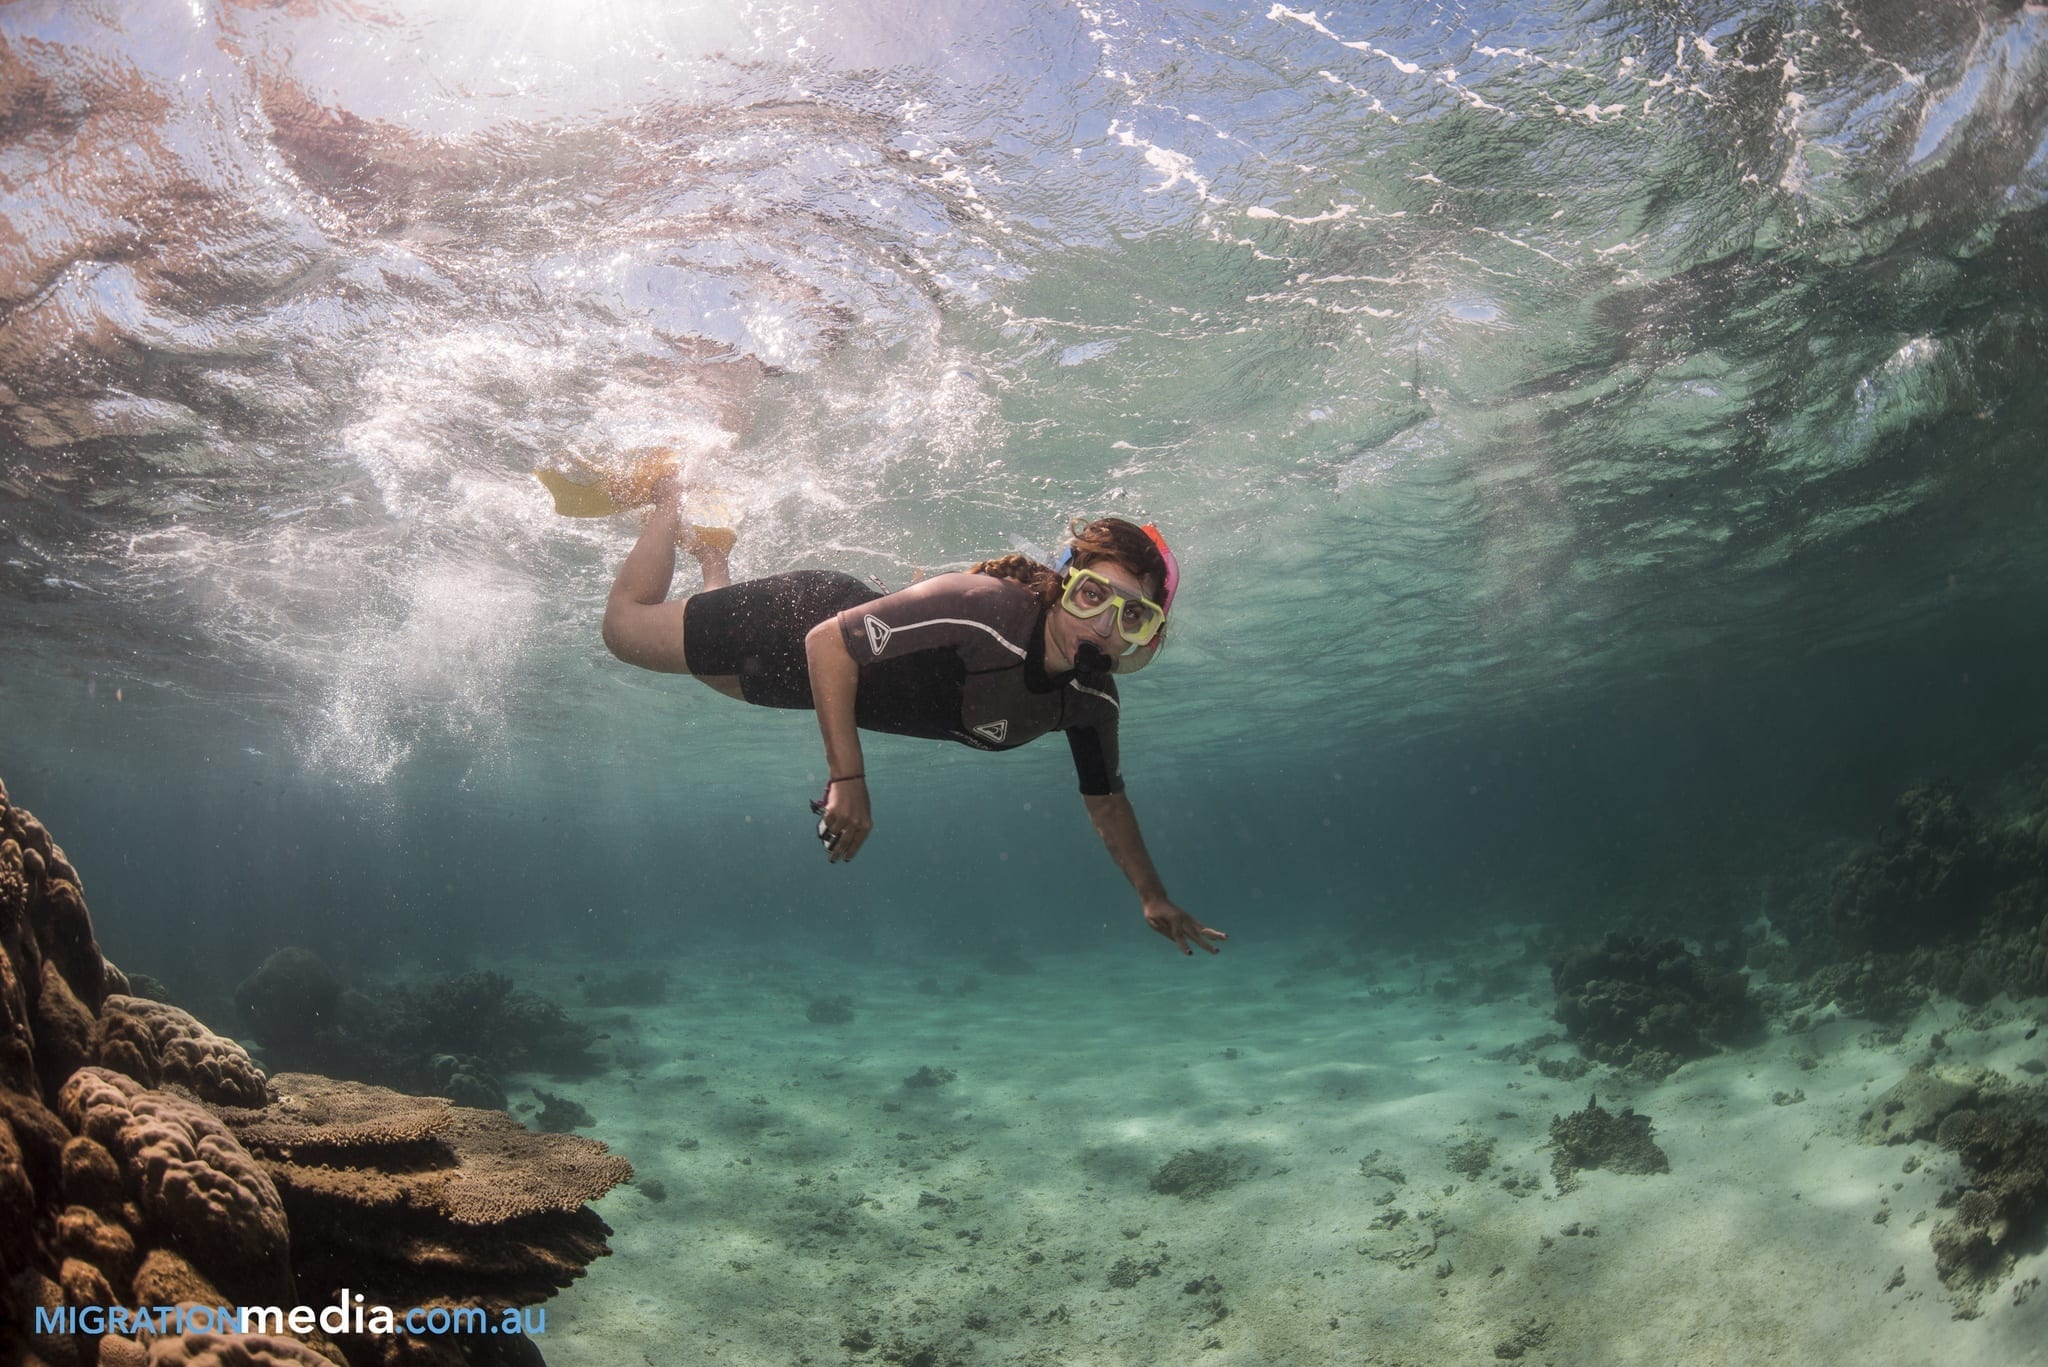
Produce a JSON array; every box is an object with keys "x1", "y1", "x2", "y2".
[
  {"x1": 680, "y1": 520, "x2": 734, "y2": 589},
  {"x1": 643, "y1": 465, "x2": 738, "y2": 588}
]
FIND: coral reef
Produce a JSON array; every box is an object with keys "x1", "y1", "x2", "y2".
[
  {"x1": 1930, "y1": 1094, "x2": 2048, "y2": 1312},
  {"x1": 1445, "y1": 1135, "x2": 1497, "y2": 1180},
  {"x1": 427, "y1": 1053, "x2": 506, "y2": 1112},
  {"x1": 95, "y1": 994, "x2": 269, "y2": 1107},
  {"x1": 232, "y1": 952, "x2": 601, "y2": 1106},
  {"x1": 143, "y1": 1332, "x2": 351, "y2": 1365},
  {"x1": 393, "y1": 971, "x2": 598, "y2": 1075},
  {"x1": 215, "y1": 1072, "x2": 632, "y2": 1316},
  {"x1": 0, "y1": 778, "x2": 632, "y2": 1367},
  {"x1": 1770, "y1": 776, "x2": 2048, "y2": 1017},
  {"x1": 2, "y1": 779, "x2": 122, "y2": 1099},
  {"x1": 1859, "y1": 1065, "x2": 1985, "y2": 1145},
  {"x1": 1828, "y1": 784, "x2": 1998, "y2": 954},
  {"x1": 234, "y1": 948, "x2": 344, "y2": 1050},
  {"x1": 1547, "y1": 1096, "x2": 1669, "y2": 1191},
  {"x1": 57, "y1": 1065, "x2": 295, "y2": 1306},
  {"x1": 1549, "y1": 935, "x2": 1762, "y2": 1077},
  {"x1": 1797, "y1": 959, "x2": 1927, "y2": 1025}
]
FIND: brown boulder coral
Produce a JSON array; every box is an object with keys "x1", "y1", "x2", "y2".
[
  {"x1": 57, "y1": 1065, "x2": 295, "y2": 1307},
  {"x1": 143, "y1": 1331, "x2": 348, "y2": 1366},
  {"x1": 95, "y1": 994, "x2": 269, "y2": 1107},
  {"x1": 3, "y1": 780, "x2": 126, "y2": 1103}
]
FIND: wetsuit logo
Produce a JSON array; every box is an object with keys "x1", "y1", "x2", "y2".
[
  {"x1": 973, "y1": 720, "x2": 1009, "y2": 744},
  {"x1": 863, "y1": 615, "x2": 893, "y2": 655}
]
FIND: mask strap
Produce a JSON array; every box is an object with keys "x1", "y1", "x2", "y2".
[{"x1": 1140, "y1": 523, "x2": 1179, "y2": 611}]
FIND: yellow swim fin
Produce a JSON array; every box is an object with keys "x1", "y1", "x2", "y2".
[
  {"x1": 535, "y1": 467, "x2": 625, "y2": 518},
  {"x1": 535, "y1": 452, "x2": 737, "y2": 552}
]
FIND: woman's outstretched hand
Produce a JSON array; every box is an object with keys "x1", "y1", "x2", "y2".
[
  {"x1": 814, "y1": 777, "x2": 872, "y2": 863},
  {"x1": 1143, "y1": 900, "x2": 1226, "y2": 955}
]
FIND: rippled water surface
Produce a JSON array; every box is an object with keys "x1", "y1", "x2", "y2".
[{"x1": 2, "y1": 0, "x2": 2046, "y2": 955}]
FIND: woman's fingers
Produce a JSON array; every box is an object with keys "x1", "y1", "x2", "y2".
[
  {"x1": 825, "y1": 817, "x2": 871, "y2": 862},
  {"x1": 1156, "y1": 914, "x2": 1226, "y2": 954}
]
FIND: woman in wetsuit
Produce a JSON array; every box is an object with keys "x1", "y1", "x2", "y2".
[{"x1": 600, "y1": 477, "x2": 1226, "y2": 956}]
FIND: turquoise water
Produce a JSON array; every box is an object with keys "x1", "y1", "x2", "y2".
[{"x1": 2, "y1": 2, "x2": 2047, "y2": 1358}]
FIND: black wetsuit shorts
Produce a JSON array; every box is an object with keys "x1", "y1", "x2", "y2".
[{"x1": 683, "y1": 570, "x2": 880, "y2": 707}]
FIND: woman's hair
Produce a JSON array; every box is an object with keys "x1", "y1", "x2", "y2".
[{"x1": 970, "y1": 517, "x2": 1169, "y2": 605}]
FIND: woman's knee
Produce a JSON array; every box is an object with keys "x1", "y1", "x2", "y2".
[{"x1": 603, "y1": 596, "x2": 691, "y2": 673}]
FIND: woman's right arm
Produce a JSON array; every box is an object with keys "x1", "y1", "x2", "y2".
[{"x1": 804, "y1": 619, "x2": 872, "y2": 862}]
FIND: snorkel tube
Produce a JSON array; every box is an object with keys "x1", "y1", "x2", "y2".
[{"x1": 1053, "y1": 521, "x2": 1180, "y2": 675}]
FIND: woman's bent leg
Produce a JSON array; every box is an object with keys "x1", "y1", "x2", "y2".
[{"x1": 602, "y1": 483, "x2": 739, "y2": 694}]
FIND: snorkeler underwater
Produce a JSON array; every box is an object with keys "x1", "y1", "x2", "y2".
[{"x1": 3, "y1": 1, "x2": 2047, "y2": 1364}]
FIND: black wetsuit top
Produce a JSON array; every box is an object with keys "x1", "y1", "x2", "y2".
[
  {"x1": 834, "y1": 572, "x2": 1124, "y2": 795},
  {"x1": 681, "y1": 570, "x2": 1125, "y2": 795}
]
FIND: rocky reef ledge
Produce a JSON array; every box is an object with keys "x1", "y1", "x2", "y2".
[{"x1": 0, "y1": 777, "x2": 633, "y2": 1367}]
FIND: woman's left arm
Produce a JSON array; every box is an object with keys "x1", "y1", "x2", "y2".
[{"x1": 1081, "y1": 791, "x2": 1227, "y2": 955}]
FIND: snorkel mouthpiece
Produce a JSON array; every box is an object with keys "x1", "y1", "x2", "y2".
[{"x1": 1073, "y1": 640, "x2": 1117, "y2": 677}]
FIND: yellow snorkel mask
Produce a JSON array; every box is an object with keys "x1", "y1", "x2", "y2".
[{"x1": 1053, "y1": 522, "x2": 1179, "y2": 674}]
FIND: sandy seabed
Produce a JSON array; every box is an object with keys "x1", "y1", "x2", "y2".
[{"x1": 491, "y1": 933, "x2": 2048, "y2": 1367}]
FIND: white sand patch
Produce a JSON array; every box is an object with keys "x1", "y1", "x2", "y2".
[{"x1": 477, "y1": 937, "x2": 2048, "y2": 1366}]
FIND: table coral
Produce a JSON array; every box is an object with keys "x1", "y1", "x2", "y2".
[{"x1": 218, "y1": 1072, "x2": 631, "y2": 1308}]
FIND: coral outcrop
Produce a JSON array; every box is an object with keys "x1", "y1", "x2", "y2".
[
  {"x1": 1930, "y1": 1097, "x2": 2048, "y2": 1313},
  {"x1": 57, "y1": 1065, "x2": 294, "y2": 1306},
  {"x1": 1858, "y1": 1064, "x2": 1985, "y2": 1145},
  {"x1": 1550, "y1": 935, "x2": 1761, "y2": 1077},
  {"x1": 1828, "y1": 784, "x2": 1997, "y2": 954},
  {"x1": 1774, "y1": 777, "x2": 2048, "y2": 1017},
  {"x1": 95, "y1": 995, "x2": 269, "y2": 1107},
  {"x1": 1858, "y1": 1062, "x2": 2048, "y2": 1311},
  {"x1": 233, "y1": 953, "x2": 599, "y2": 1107},
  {"x1": 1547, "y1": 1096, "x2": 1669, "y2": 1191},
  {"x1": 233, "y1": 949, "x2": 343, "y2": 1050},
  {"x1": 215, "y1": 1073, "x2": 632, "y2": 1320},
  {"x1": 0, "y1": 777, "x2": 633, "y2": 1367}
]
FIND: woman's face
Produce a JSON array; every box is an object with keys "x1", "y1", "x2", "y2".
[{"x1": 1047, "y1": 558, "x2": 1163, "y2": 671}]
